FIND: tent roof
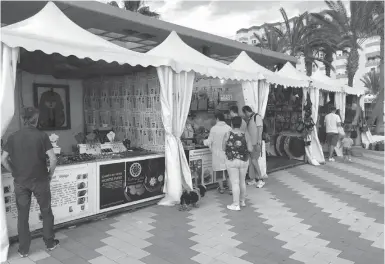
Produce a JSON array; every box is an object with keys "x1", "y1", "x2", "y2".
[
  {"x1": 229, "y1": 51, "x2": 305, "y2": 87},
  {"x1": 147, "y1": 31, "x2": 256, "y2": 81},
  {"x1": 312, "y1": 71, "x2": 344, "y2": 93},
  {"x1": 334, "y1": 79, "x2": 367, "y2": 95},
  {"x1": 1, "y1": 2, "x2": 169, "y2": 68},
  {"x1": 278, "y1": 62, "x2": 330, "y2": 90}
]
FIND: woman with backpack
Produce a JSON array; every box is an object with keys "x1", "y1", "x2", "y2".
[{"x1": 223, "y1": 116, "x2": 253, "y2": 211}]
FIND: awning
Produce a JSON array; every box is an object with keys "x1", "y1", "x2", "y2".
[
  {"x1": 276, "y1": 62, "x2": 311, "y2": 88},
  {"x1": 1, "y1": 2, "x2": 170, "y2": 68},
  {"x1": 147, "y1": 31, "x2": 257, "y2": 81},
  {"x1": 311, "y1": 71, "x2": 345, "y2": 93},
  {"x1": 229, "y1": 51, "x2": 305, "y2": 88}
]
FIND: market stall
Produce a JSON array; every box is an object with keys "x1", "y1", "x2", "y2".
[
  {"x1": 277, "y1": 63, "x2": 326, "y2": 165},
  {"x1": 0, "y1": 4, "x2": 174, "y2": 258},
  {"x1": 229, "y1": 52, "x2": 309, "y2": 172},
  {"x1": 146, "y1": 31, "x2": 258, "y2": 205}
]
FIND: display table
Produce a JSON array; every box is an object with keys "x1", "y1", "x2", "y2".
[{"x1": 2, "y1": 152, "x2": 165, "y2": 238}]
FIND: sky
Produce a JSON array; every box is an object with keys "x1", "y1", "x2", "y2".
[{"x1": 100, "y1": 0, "x2": 340, "y2": 39}]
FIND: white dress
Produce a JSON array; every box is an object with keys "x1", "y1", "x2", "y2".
[{"x1": 203, "y1": 121, "x2": 232, "y2": 171}]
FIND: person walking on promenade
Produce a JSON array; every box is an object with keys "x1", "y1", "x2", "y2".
[
  {"x1": 204, "y1": 112, "x2": 232, "y2": 194},
  {"x1": 223, "y1": 116, "x2": 253, "y2": 211},
  {"x1": 324, "y1": 106, "x2": 342, "y2": 162},
  {"x1": 1, "y1": 107, "x2": 59, "y2": 257}
]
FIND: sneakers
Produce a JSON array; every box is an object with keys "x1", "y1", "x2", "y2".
[
  {"x1": 227, "y1": 204, "x2": 240, "y2": 211},
  {"x1": 328, "y1": 157, "x2": 335, "y2": 162},
  {"x1": 18, "y1": 250, "x2": 28, "y2": 258},
  {"x1": 256, "y1": 180, "x2": 265, "y2": 188},
  {"x1": 348, "y1": 158, "x2": 352, "y2": 162},
  {"x1": 247, "y1": 179, "x2": 257, "y2": 186},
  {"x1": 240, "y1": 200, "x2": 246, "y2": 207},
  {"x1": 47, "y1": 239, "x2": 60, "y2": 251}
]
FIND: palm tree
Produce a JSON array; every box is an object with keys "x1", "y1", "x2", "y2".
[
  {"x1": 275, "y1": 8, "x2": 335, "y2": 76},
  {"x1": 361, "y1": 71, "x2": 381, "y2": 94},
  {"x1": 253, "y1": 26, "x2": 286, "y2": 53},
  {"x1": 363, "y1": 1, "x2": 384, "y2": 133},
  {"x1": 311, "y1": 1, "x2": 372, "y2": 87},
  {"x1": 109, "y1": 0, "x2": 160, "y2": 18}
]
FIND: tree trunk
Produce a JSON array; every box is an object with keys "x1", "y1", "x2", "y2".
[
  {"x1": 304, "y1": 58, "x2": 312, "y2": 77},
  {"x1": 346, "y1": 48, "x2": 359, "y2": 87},
  {"x1": 324, "y1": 48, "x2": 333, "y2": 77}
]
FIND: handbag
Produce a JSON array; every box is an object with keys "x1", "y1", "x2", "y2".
[{"x1": 351, "y1": 129, "x2": 358, "y2": 139}]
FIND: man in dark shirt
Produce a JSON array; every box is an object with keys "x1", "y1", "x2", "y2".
[{"x1": 1, "y1": 107, "x2": 59, "y2": 257}]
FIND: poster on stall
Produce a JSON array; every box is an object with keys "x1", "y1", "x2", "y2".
[
  {"x1": 99, "y1": 162, "x2": 126, "y2": 210},
  {"x1": 124, "y1": 158, "x2": 165, "y2": 203},
  {"x1": 188, "y1": 149, "x2": 213, "y2": 186},
  {"x1": 98, "y1": 157, "x2": 165, "y2": 212},
  {"x1": 3, "y1": 164, "x2": 96, "y2": 237}
]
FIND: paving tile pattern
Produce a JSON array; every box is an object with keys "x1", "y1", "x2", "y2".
[{"x1": 4, "y1": 149, "x2": 384, "y2": 264}]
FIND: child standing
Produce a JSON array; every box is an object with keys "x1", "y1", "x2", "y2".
[{"x1": 342, "y1": 133, "x2": 354, "y2": 162}]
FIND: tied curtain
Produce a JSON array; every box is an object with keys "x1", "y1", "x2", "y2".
[
  {"x1": 334, "y1": 92, "x2": 346, "y2": 156},
  {"x1": 156, "y1": 66, "x2": 194, "y2": 206},
  {"x1": 241, "y1": 79, "x2": 269, "y2": 176},
  {"x1": 304, "y1": 87, "x2": 325, "y2": 165},
  {"x1": 359, "y1": 95, "x2": 374, "y2": 149},
  {"x1": 0, "y1": 44, "x2": 19, "y2": 262}
]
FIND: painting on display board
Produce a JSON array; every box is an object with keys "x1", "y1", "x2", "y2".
[
  {"x1": 4, "y1": 164, "x2": 96, "y2": 237},
  {"x1": 33, "y1": 83, "x2": 71, "y2": 130}
]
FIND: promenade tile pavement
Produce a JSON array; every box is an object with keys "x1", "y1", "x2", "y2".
[{"x1": 3, "y1": 149, "x2": 384, "y2": 264}]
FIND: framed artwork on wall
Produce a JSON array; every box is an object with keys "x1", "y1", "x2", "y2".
[{"x1": 33, "y1": 83, "x2": 71, "y2": 130}]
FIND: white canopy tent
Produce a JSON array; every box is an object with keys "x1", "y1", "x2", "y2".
[
  {"x1": 278, "y1": 62, "x2": 325, "y2": 165},
  {"x1": 230, "y1": 51, "x2": 305, "y2": 88},
  {"x1": 0, "y1": 2, "x2": 175, "y2": 261},
  {"x1": 147, "y1": 31, "x2": 261, "y2": 206}
]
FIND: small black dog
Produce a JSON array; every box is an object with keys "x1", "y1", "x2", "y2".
[{"x1": 179, "y1": 185, "x2": 207, "y2": 211}]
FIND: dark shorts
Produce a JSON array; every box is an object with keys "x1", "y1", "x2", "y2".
[
  {"x1": 343, "y1": 147, "x2": 352, "y2": 155},
  {"x1": 326, "y1": 133, "x2": 339, "y2": 146}
]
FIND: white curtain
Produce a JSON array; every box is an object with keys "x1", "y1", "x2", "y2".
[
  {"x1": 335, "y1": 92, "x2": 346, "y2": 123},
  {"x1": 242, "y1": 81, "x2": 259, "y2": 111},
  {"x1": 0, "y1": 43, "x2": 19, "y2": 262},
  {"x1": 359, "y1": 95, "x2": 374, "y2": 148},
  {"x1": 156, "y1": 66, "x2": 194, "y2": 206},
  {"x1": 241, "y1": 80, "x2": 268, "y2": 176},
  {"x1": 334, "y1": 92, "x2": 346, "y2": 156},
  {"x1": 304, "y1": 87, "x2": 325, "y2": 165}
]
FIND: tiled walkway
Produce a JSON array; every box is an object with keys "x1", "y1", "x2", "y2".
[{"x1": 4, "y1": 150, "x2": 384, "y2": 264}]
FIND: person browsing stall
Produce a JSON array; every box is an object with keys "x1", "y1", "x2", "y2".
[
  {"x1": 1, "y1": 107, "x2": 59, "y2": 258},
  {"x1": 229, "y1": 105, "x2": 247, "y2": 133},
  {"x1": 204, "y1": 112, "x2": 232, "y2": 194},
  {"x1": 324, "y1": 106, "x2": 342, "y2": 162},
  {"x1": 242, "y1": 106, "x2": 267, "y2": 188},
  {"x1": 223, "y1": 116, "x2": 253, "y2": 211}
]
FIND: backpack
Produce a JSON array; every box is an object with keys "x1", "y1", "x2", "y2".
[{"x1": 253, "y1": 114, "x2": 270, "y2": 143}]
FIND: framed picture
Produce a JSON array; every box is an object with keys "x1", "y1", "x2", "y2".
[{"x1": 33, "y1": 83, "x2": 71, "y2": 130}]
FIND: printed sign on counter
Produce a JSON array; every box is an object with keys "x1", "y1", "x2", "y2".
[
  {"x1": 99, "y1": 162, "x2": 126, "y2": 210},
  {"x1": 124, "y1": 158, "x2": 165, "y2": 203},
  {"x1": 188, "y1": 149, "x2": 213, "y2": 186},
  {"x1": 98, "y1": 157, "x2": 165, "y2": 212},
  {"x1": 3, "y1": 164, "x2": 96, "y2": 237}
]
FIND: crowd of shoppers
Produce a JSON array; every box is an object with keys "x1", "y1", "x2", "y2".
[{"x1": 205, "y1": 105, "x2": 268, "y2": 211}]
